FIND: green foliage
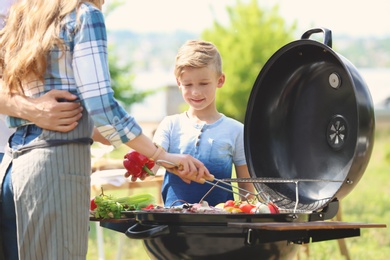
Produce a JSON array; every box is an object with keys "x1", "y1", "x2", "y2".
[
  {"x1": 93, "y1": 192, "x2": 155, "y2": 219},
  {"x1": 104, "y1": 1, "x2": 154, "y2": 109},
  {"x1": 108, "y1": 45, "x2": 155, "y2": 109},
  {"x1": 201, "y1": 0, "x2": 296, "y2": 122}
]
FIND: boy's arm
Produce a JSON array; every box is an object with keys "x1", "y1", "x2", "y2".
[{"x1": 0, "y1": 90, "x2": 83, "y2": 132}]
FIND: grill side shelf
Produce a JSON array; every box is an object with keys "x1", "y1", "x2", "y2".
[
  {"x1": 227, "y1": 221, "x2": 386, "y2": 231},
  {"x1": 228, "y1": 221, "x2": 386, "y2": 244}
]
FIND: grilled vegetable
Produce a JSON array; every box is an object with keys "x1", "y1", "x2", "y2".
[
  {"x1": 267, "y1": 202, "x2": 279, "y2": 214},
  {"x1": 115, "y1": 193, "x2": 155, "y2": 209},
  {"x1": 92, "y1": 193, "x2": 155, "y2": 219},
  {"x1": 239, "y1": 203, "x2": 256, "y2": 214},
  {"x1": 215, "y1": 200, "x2": 279, "y2": 214},
  {"x1": 224, "y1": 200, "x2": 237, "y2": 208},
  {"x1": 90, "y1": 198, "x2": 97, "y2": 211},
  {"x1": 123, "y1": 151, "x2": 155, "y2": 178}
]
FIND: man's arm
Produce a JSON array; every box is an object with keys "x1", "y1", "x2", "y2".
[{"x1": 0, "y1": 90, "x2": 83, "y2": 132}]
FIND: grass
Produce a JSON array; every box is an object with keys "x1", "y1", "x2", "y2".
[
  {"x1": 297, "y1": 126, "x2": 390, "y2": 260},
  {"x1": 87, "y1": 127, "x2": 390, "y2": 260}
]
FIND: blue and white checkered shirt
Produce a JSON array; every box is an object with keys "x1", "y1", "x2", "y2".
[{"x1": 7, "y1": 3, "x2": 142, "y2": 148}]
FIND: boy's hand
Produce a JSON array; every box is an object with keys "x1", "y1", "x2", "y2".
[{"x1": 156, "y1": 158, "x2": 214, "y2": 185}]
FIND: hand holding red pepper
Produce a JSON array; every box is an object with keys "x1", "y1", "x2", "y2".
[{"x1": 123, "y1": 151, "x2": 155, "y2": 181}]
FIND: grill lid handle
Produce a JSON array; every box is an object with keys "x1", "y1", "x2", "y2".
[{"x1": 301, "y1": 27, "x2": 332, "y2": 48}]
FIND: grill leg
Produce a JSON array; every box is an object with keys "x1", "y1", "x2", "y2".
[
  {"x1": 96, "y1": 222, "x2": 105, "y2": 260},
  {"x1": 335, "y1": 204, "x2": 351, "y2": 260}
]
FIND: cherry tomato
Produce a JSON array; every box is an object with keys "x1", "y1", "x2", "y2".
[
  {"x1": 267, "y1": 202, "x2": 279, "y2": 214},
  {"x1": 239, "y1": 203, "x2": 256, "y2": 214},
  {"x1": 250, "y1": 207, "x2": 257, "y2": 214},
  {"x1": 224, "y1": 200, "x2": 236, "y2": 208},
  {"x1": 90, "y1": 198, "x2": 97, "y2": 211},
  {"x1": 142, "y1": 204, "x2": 155, "y2": 210}
]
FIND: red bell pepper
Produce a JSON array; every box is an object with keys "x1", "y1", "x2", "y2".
[
  {"x1": 90, "y1": 198, "x2": 97, "y2": 211},
  {"x1": 143, "y1": 160, "x2": 155, "y2": 176},
  {"x1": 123, "y1": 151, "x2": 155, "y2": 178},
  {"x1": 141, "y1": 204, "x2": 155, "y2": 210}
]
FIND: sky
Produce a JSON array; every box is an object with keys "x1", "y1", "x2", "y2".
[{"x1": 105, "y1": 0, "x2": 390, "y2": 38}]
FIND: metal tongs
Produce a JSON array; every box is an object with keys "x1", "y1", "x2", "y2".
[{"x1": 155, "y1": 159, "x2": 259, "y2": 202}]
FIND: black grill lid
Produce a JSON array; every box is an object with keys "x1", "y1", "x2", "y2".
[{"x1": 244, "y1": 28, "x2": 375, "y2": 212}]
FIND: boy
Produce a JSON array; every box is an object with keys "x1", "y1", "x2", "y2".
[{"x1": 153, "y1": 40, "x2": 255, "y2": 206}]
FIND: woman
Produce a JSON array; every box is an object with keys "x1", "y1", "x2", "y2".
[
  {"x1": 0, "y1": 1, "x2": 211, "y2": 259},
  {"x1": 1, "y1": 0, "x2": 82, "y2": 164}
]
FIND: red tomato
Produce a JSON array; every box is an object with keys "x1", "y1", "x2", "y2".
[
  {"x1": 250, "y1": 207, "x2": 257, "y2": 214},
  {"x1": 267, "y1": 202, "x2": 279, "y2": 214},
  {"x1": 239, "y1": 203, "x2": 256, "y2": 214},
  {"x1": 142, "y1": 204, "x2": 155, "y2": 210},
  {"x1": 224, "y1": 200, "x2": 236, "y2": 208},
  {"x1": 90, "y1": 198, "x2": 97, "y2": 211}
]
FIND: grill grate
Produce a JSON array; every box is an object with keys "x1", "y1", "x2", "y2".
[{"x1": 203, "y1": 177, "x2": 343, "y2": 213}]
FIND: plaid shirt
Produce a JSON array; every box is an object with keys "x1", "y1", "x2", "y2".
[{"x1": 7, "y1": 3, "x2": 142, "y2": 148}]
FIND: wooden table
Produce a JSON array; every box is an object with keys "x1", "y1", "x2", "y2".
[{"x1": 91, "y1": 168, "x2": 164, "y2": 204}]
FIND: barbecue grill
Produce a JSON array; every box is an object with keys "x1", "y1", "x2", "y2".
[{"x1": 98, "y1": 28, "x2": 386, "y2": 259}]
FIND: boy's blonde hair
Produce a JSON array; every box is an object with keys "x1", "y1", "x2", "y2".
[
  {"x1": 174, "y1": 40, "x2": 222, "y2": 79},
  {"x1": 0, "y1": 0, "x2": 103, "y2": 94}
]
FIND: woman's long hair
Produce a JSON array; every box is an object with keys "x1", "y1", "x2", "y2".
[{"x1": 0, "y1": 0, "x2": 103, "y2": 94}]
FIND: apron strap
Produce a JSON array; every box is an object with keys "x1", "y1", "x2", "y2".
[{"x1": 15, "y1": 138, "x2": 93, "y2": 154}]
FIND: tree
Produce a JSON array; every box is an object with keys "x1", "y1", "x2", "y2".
[
  {"x1": 202, "y1": 0, "x2": 296, "y2": 122},
  {"x1": 107, "y1": 45, "x2": 154, "y2": 108},
  {"x1": 104, "y1": 1, "x2": 153, "y2": 109}
]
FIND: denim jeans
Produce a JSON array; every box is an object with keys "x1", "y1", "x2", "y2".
[{"x1": 0, "y1": 125, "x2": 42, "y2": 260}]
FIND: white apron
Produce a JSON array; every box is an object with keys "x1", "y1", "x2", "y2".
[{"x1": 0, "y1": 110, "x2": 94, "y2": 260}]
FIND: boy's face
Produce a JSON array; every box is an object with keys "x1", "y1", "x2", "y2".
[{"x1": 177, "y1": 65, "x2": 225, "y2": 111}]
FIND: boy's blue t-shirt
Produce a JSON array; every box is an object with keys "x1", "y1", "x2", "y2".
[{"x1": 153, "y1": 112, "x2": 246, "y2": 206}]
